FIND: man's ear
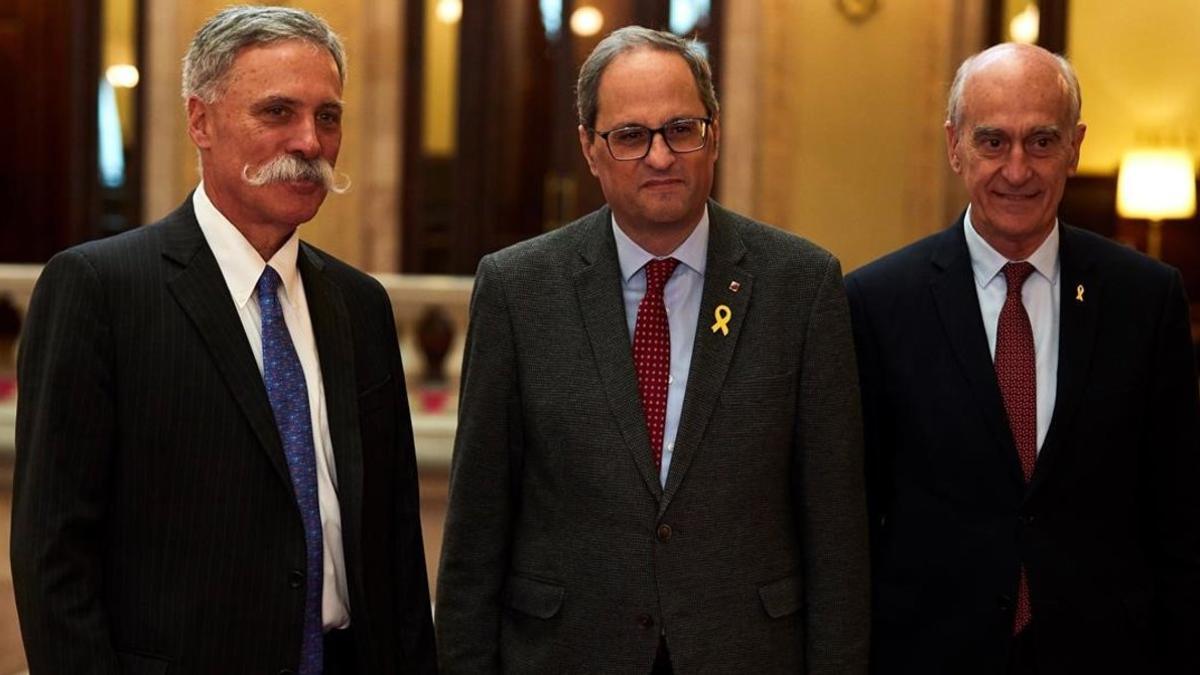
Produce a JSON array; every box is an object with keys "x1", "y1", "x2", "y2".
[
  {"x1": 578, "y1": 124, "x2": 599, "y2": 177},
  {"x1": 709, "y1": 116, "x2": 720, "y2": 160},
  {"x1": 945, "y1": 121, "x2": 962, "y2": 174},
  {"x1": 187, "y1": 96, "x2": 214, "y2": 149},
  {"x1": 1067, "y1": 123, "x2": 1087, "y2": 176}
]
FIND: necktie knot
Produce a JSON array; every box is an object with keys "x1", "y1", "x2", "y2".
[
  {"x1": 1002, "y1": 261, "x2": 1035, "y2": 296},
  {"x1": 257, "y1": 266, "x2": 283, "y2": 303},
  {"x1": 645, "y1": 257, "x2": 680, "y2": 294}
]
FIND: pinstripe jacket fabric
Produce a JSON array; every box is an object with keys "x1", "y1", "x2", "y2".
[
  {"x1": 435, "y1": 201, "x2": 870, "y2": 674},
  {"x1": 12, "y1": 199, "x2": 436, "y2": 674}
]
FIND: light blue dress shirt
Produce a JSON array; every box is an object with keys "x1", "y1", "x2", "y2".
[
  {"x1": 612, "y1": 208, "x2": 709, "y2": 485},
  {"x1": 964, "y1": 206, "x2": 1060, "y2": 453}
]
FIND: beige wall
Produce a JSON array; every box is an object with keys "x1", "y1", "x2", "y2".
[
  {"x1": 721, "y1": 1, "x2": 984, "y2": 272},
  {"x1": 143, "y1": 0, "x2": 403, "y2": 272},
  {"x1": 1069, "y1": 0, "x2": 1200, "y2": 174},
  {"x1": 142, "y1": 1, "x2": 991, "y2": 274}
]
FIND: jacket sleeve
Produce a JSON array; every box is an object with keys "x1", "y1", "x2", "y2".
[
  {"x1": 12, "y1": 250, "x2": 122, "y2": 674},
  {"x1": 378, "y1": 285, "x2": 438, "y2": 673},
  {"x1": 435, "y1": 255, "x2": 522, "y2": 673},
  {"x1": 1145, "y1": 268, "x2": 1200, "y2": 670},
  {"x1": 795, "y1": 255, "x2": 871, "y2": 674},
  {"x1": 844, "y1": 273, "x2": 893, "y2": 562}
]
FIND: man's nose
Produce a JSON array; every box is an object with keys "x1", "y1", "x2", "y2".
[
  {"x1": 1001, "y1": 146, "x2": 1033, "y2": 184},
  {"x1": 643, "y1": 131, "x2": 677, "y2": 170},
  {"x1": 286, "y1": 118, "x2": 322, "y2": 159}
]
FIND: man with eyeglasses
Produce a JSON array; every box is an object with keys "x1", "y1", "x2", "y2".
[{"x1": 436, "y1": 25, "x2": 869, "y2": 674}]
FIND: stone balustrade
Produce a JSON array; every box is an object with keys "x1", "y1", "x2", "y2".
[{"x1": 0, "y1": 264, "x2": 474, "y2": 466}]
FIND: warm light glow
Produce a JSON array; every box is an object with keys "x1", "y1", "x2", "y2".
[
  {"x1": 1009, "y1": 4, "x2": 1040, "y2": 45},
  {"x1": 1117, "y1": 149, "x2": 1197, "y2": 220},
  {"x1": 570, "y1": 6, "x2": 604, "y2": 37},
  {"x1": 436, "y1": 0, "x2": 462, "y2": 24},
  {"x1": 105, "y1": 64, "x2": 140, "y2": 88}
]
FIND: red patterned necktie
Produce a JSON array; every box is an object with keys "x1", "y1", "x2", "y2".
[
  {"x1": 634, "y1": 257, "x2": 680, "y2": 471},
  {"x1": 995, "y1": 261, "x2": 1036, "y2": 635}
]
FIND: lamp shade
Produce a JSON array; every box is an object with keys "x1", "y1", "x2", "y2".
[{"x1": 1116, "y1": 149, "x2": 1197, "y2": 220}]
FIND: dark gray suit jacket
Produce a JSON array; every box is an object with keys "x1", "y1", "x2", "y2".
[
  {"x1": 436, "y1": 201, "x2": 870, "y2": 673},
  {"x1": 12, "y1": 199, "x2": 436, "y2": 674}
]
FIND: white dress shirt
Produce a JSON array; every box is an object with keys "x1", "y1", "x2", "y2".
[
  {"x1": 613, "y1": 208, "x2": 709, "y2": 485},
  {"x1": 193, "y1": 184, "x2": 350, "y2": 629},
  {"x1": 964, "y1": 206, "x2": 1060, "y2": 453}
]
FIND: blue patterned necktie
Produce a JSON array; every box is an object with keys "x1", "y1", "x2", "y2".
[{"x1": 257, "y1": 266, "x2": 324, "y2": 674}]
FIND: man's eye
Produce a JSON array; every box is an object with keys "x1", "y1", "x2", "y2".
[
  {"x1": 612, "y1": 128, "x2": 648, "y2": 144},
  {"x1": 318, "y1": 111, "x2": 341, "y2": 125},
  {"x1": 667, "y1": 122, "x2": 696, "y2": 137}
]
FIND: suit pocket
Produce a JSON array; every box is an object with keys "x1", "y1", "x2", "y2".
[
  {"x1": 358, "y1": 374, "x2": 394, "y2": 415},
  {"x1": 758, "y1": 574, "x2": 802, "y2": 619},
  {"x1": 720, "y1": 371, "x2": 796, "y2": 406},
  {"x1": 117, "y1": 650, "x2": 169, "y2": 675},
  {"x1": 503, "y1": 575, "x2": 565, "y2": 619}
]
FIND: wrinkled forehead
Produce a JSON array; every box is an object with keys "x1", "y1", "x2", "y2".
[{"x1": 959, "y1": 58, "x2": 1073, "y2": 128}]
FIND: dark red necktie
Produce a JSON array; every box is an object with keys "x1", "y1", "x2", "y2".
[
  {"x1": 634, "y1": 257, "x2": 680, "y2": 471},
  {"x1": 994, "y1": 261, "x2": 1036, "y2": 635}
]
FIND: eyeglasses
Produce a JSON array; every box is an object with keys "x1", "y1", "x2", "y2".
[{"x1": 591, "y1": 117, "x2": 712, "y2": 161}]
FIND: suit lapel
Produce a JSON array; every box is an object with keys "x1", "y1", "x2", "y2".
[
  {"x1": 299, "y1": 245, "x2": 365, "y2": 591},
  {"x1": 928, "y1": 222, "x2": 1024, "y2": 484},
  {"x1": 1031, "y1": 225, "x2": 1100, "y2": 489},
  {"x1": 572, "y1": 208, "x2": 663, "y2": 499},
  {"x1": 161, "y1": 200, "x2": 292, "y2": 488},
  {"x1": 661, "y1": 203, "x2": 752, "y2": 512}
]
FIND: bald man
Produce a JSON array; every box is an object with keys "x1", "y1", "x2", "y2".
[{"x1": 846, "y1": 43, "x2": 1200, "y2": 674}]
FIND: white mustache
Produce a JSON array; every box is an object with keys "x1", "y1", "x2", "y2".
[{"x1": 241, "y1": 154, "x2": 351, "y2": 194}]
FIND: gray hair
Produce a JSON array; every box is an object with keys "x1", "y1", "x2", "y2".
[
  {"x1": 182, "y1": 5, "x2": 346, "y2": 104},
  {"x1": 576, "y1": 26, "x2": 719, "y2": 135},
  {"x1": 946, "y1": 43, "x2": 1081, "y2": 131}
]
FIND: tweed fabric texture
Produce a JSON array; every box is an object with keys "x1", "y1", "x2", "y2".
[
  {"x1": 436, "y1": 201, "x2": 870, "y2": 674},
  {"x1": 258, "y1": 266, "x2": 323, "y2": 673},
  {"x1": 634, "y1": 257, "x2": 680, "y2": 470}
]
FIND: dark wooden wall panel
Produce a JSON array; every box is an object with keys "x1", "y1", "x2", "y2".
[{"x1": 0, "y1": 0, "x2": 99, "y2": 263}]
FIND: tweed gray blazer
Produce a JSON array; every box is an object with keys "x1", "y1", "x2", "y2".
[{"x1": 436, "y1": 201, "x2": 869, "y2": 674}]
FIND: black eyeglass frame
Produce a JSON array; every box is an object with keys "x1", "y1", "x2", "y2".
[{"x1": 589, "y1": 117, "x2": 714, "y2": 161}]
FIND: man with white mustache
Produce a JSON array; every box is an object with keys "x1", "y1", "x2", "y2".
[{"x1": 12, "y1": 6, "x2": 436, "y2": 674}]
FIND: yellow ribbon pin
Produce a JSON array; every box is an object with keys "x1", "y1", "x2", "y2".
[
  {"x1": 711, "y1": 304, "x2": 732, "y2": 335},
  {"x1": 1075, "y1": 284, "x2": 1085, "y2": 302}
]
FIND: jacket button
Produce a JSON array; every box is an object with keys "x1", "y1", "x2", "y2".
[
  {"x1": 997, "y1": 594, "x2": 1012, "y2": 612},
  {"x1": 288, "y1": 569, "x2": 304, "y2": 589},
  {"x1": 1020, "y1": 513, "x2": 1037, "y2": 525},
  {"x1": 656, "y1": 524, "x2": 672, "y2": 542},
  {"x1": 636, "y1": 613, "x2": 654, "y2": 629},
  {"x1": 279, "y1": 670, "x2": 295, "y2": 675}
]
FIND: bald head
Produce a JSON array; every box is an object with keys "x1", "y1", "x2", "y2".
[
  {"x1": 947, "y1": 43, "x2": 1081, "y2": 135},
  {"x1": 943, "y1": 42, "x2": 1087, "y2": 261}
]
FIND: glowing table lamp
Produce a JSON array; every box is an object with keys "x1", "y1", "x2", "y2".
[{"x1": 1116, "y1": 149, "x2": 1196, "y2": 259}]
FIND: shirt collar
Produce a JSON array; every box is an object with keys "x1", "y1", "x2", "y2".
[
  {"x1": 963, "y1": 204, "x2": 1060, "y2": 289},
  {"x1": 612, "y1": 206, "x2": 710, "y2": 284},
  {"x1": 193, "y1": 182, "x2": 302, "y2": 309}
]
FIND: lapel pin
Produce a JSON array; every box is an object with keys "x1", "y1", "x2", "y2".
[
  {"x1": 1075, "y1": 284, "x2": 1085, "y2": 302},
  {"x1": 711, "y1": 304, "x2": 732, "y2": 336},
  {"x1": 729, "y1": 281, "x2": 740, "y2": 293}
]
